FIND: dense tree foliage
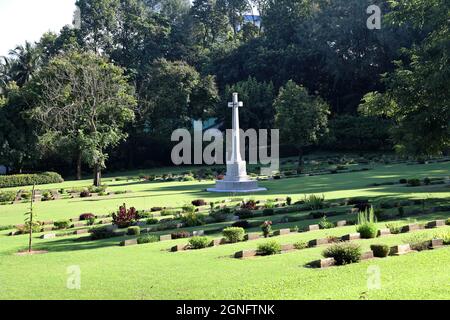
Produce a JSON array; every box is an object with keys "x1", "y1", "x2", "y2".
[{"x1": 0, "y1": 0, "x2": 447, "y2": 176}]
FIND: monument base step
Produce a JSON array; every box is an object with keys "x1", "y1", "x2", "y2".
[{"x1": 207, "y1": 180, "x2": 267, "y2": 193}]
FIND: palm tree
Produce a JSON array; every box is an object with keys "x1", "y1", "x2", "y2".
[
  {"x1": 0, "y1": 56, "x2": 13, "y2": 92},
  {"x1": 8, "y1": 41, "x2": 41, "y2": 86}
]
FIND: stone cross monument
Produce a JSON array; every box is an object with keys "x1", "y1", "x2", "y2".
[{"x1": 207, "y1": 93, "x2": 267, "y2": 193}]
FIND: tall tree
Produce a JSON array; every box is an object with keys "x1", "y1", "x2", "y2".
[
  {"x1": 8, "y1": 41, "x2": 42, "y2": 87},
  {"x1": 275, "y1": 80, "x2": 330, "y2": 172},
  {"x1": 30, "y1": 51, "x2": 136, "y2": 185},
  {"x1": 359, "y1": 0, "x2": 450, "y2": 156}
]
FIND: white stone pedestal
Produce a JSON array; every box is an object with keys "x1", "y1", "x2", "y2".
[{"x1": 208, "y1": 93, "x2": 267, "y2": 193}]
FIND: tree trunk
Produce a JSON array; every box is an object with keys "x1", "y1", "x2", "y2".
[
  {"x1": 297, "y1": 147, "x2": 304, "y2": 174},
  {"x1": 93, "y1": 165, "x2": 102, "y2": 187},
  {"x1": 76, "y1": 152, "x2": 82, "y2": 180}
]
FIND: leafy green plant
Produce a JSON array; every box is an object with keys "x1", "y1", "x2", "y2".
[
  {"x1": 257, "y1": 241, "x2": 282, "y2": 256},
  {"x1": 356, "y1": 207, "x2": 378, "y2": 239},
  {"x1": 319, "y1": 216, "x2": 334, "y2": 229},
  {"x1": 181, "y1": 211, "x2": 204, "y2": 227},
  {"x1": 386, "y1": 222, "x2": 403, "y2": 234},
  {"x1": 323, "y1": 242, "x2": 362, "y2": 265},
  {"x1": 304, "y1": 194, "x2": 325, "y2": 210},
  {"x1": 370, "y1": 244, "x2": 390, "y2": 257},
  {"x1": 433, "y1": 230, "x2": 450, "y2": 245},
  {"x1": 53, "y1": 220, "x2": 70, "y2": 230},
  {"x1": 0, "y1": 191, "x2": 16, "y2": 203},
  {"x1": 90, "y1": 226, "x2": 116, "y2": 240},
  {"x1": 294, "y1": 241, "x2": 308, "y2": 250},
  {"x1": 407, "y1": 179, "x2": 421, "y2": 187},
  {"x1": 222, "y1": 227, "x2": 245, "y2": 243},
  {"x1": 137, "y1": 235, "x2": 158, "y2": 244},
  {"x1": 0, "y1": 172, "x2": 63, "y2": 188},
  {"x1": 286, "y1": 196, "x2": 292, "y2": 206},
  {"x1": 403, "y1": 233, "x2": 430, "y2": 251},
  {"x1": 188, "y1": 236, "x2": 209, "y2": 249},
  {"x1": 146, "y1": 218, "x2": 158, "y2": 225},
  {"x1": 127, "y1": 226, "x2": 140, "y2": 236}
]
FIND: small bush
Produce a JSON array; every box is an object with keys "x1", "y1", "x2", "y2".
[
  {"x1": 319, "y1": 216, "x2": 334, "y2": 229},
  {"x1": 112, "y1": 204, "x2": 137, "y2": 228},
  {"x1": 294, "y1": 241, "x2": 308, "y2": 250},
  {"x1": 323, "y1": 242, "x2": 362, "y2": 265},
  {"x1": 433, "y1": 230, "x2": 450, "y2": 245},
  {"x1": 263, "y1": 208, "x2": 275, "y2": 216},
  {"x1": 0, "y1": 172, "x2": 63, "y2": 188},
  {"x1": 127, "y1": 226, "x2": 141, "y2": 236},
  {"x1": 261, "y1": 221, "x2": 272, "y2": 238},
  {"x1": 188, "y1": 236, "x2": 210, "y2": 249},
  {"x1": 146, "y1": 218, "x2": 158, "y2": 225},
  {"x1": 257, "y1": 241, "x2": 281, "y2": 256},
  {"x1": 160, "y1": 209, "x2": 177, "y2": 216},
  {"x1": 90, "y1": 226, "x2": 116, "y2": 240},
  {"x1": 404, "y1": 233, "x2": 430, "y2": 251},
  {"x1": 304, "y1": 194, "x2": 325, "y2": 210},
  {"x1": 407, "y1": 179, "x2": 421, "y2": 187},
  {"x1": 192, "y1": 199, "x2": 207, "y2": 207},
  {"x1": 356, "y1": 207, "x2": 378, "y2": 239},
  {"x1": 399, "y1": 178, "x2": 407, "y2": 184},
  {"x1": 423, "y1": 177, "x2": 431, "y2": 185},
  {"x1": 181, "y1": 211, "x2": 204, "y2": 227},
  {"x1": 264, "y1": 200, "x2": 276, "y2": 209},
  {"x1": 222, "y1": 227, "x2": 245, "y2": 243},
  {"x1": 17, "y1": 221, "x2": 41, "y2": 234},
  {"x1": 171, "y1": 231, "x2": 191, "y2": 239},
  {"x1": 79, "y1": 213, "x2": 95, "y2": 221},
  {"x1": 88, "y1": 185, "x2": 107, "y2": 193},
  {"x1": 0, "y1": 191, "x2": 16, "y2": 203},
  {"x1": 370, "y1": 244, "x2": 390, "y2": 257},
  {"x1": 54, "y1": 220, "x2": 71, "y2": 230},
  {"x1": 386, "y1": 222, "x2": 403, "y2": 234},
  {"x1": 137, "y1": 235, "x2": 158, "y2": 244},
  {"x1": 136, "y1": 211, "x2": 153, "y2": 219},
  {"x1": 446, "y1": 218, "x2": 450, "y2": 226}
]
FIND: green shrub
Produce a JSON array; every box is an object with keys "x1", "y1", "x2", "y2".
[
  {"x1": 264, "y1": 201, "x2": 276, "y2": 209},
  {"x1": 433, "y1": 230, "x2": 450, "y2": 245},
  {"x1": 53, "y1": 220, "x2": 70, "y2": 230},
  {"x1": 323, "y1": 242, "x2": 362, "y2": 265},
  {"x1": 446, "y1": 218, "x2": 450, "y2": 226},
  {"x1": 0, "y1": 225, "x2": 14, "y2": 231},
  {"x1": 386, "y1": 222, "x2": 403, "y2": 234},
  {"x1": 222, "y1": 227, "x2": 245, "y2": 243},
  {"x1": 319, "y1": 216, "x2": 334, "y2": 229},
  {"x1": 161, "y1": 209, "x2": 177, "y2": 216},
  {"x1": 0, "y1": 172, "x2": 63, "y2": 188},
  {"x1": 90, "y1": 226, "x2": 116, "y2": 240},
  {"x1": 257, "y1": 241, "x2": 282, "y2": 256},
  {"x1": 137, "y1": 235, "x2": 158, "y2": 244},
  {"x1": 188, "y1": 236, "x2": 210, "y2": 249},
  {"x1": 127, "y1": 226, "x2": 140, "y2": 236},
  {"x1": 294, "y1": 241, "x2": 308, "y2": 250},
  {"x1": 181, "y1": 211, "x2": 204, "y2": 227},
  {"x1": 370, "y1": 244, "x2": 390, "y2": 257},
  {"x1": 304, "y1": 194, "x2": 325, "y2": 210},
  {"x1": 404, "y1": 233, "x2": 430, "y2": 251},
  {"x1": 0, "y1": 191, "x2": 16, "y2": 203},
  {"x1": 88, "y1": 185, "x2": 107, "y2": 193},
  {"x1": 17, "y1": 221, "x2": 42, "y2": 234},
  {"x1": 146, "y1": 218, "x2": 158, "y2": 225},
  {"x1": 356, "y1": 207, "x2": 378, "y2": 239}
]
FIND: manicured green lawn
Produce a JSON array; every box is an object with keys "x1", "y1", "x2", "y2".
[
  {"x1": 0, "y1": 161, "x2": 449, "y2": 226},
  {"x1": 0, "y1": 161, "x2": 449, "y2": 300}
]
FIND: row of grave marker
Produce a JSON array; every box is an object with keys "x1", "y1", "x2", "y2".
[{"x1": 232, "y1": 219, "x2": 447, "y2": 262}]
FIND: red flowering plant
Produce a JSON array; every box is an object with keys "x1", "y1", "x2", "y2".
[
  {"x1": 261, "y1": 220, "x2": 273, "y2": 238},
  {"x1": 112, "y1": 203, "x2": 137, "y2": 228}
]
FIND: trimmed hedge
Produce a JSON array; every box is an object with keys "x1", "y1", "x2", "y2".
[{"x1": 0, "y1": 172, "x2": 63, "y2": 188}]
